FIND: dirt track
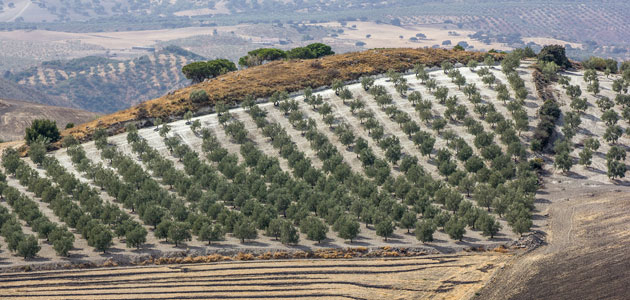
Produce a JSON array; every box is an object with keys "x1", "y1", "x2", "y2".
[{"x1": 475, "y1": 176, "x2": 630, "y2": 300}]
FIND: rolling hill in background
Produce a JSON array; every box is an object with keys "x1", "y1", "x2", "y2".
[
  {"x1": 4, "y1": 46, "x2": 205, "y2": 113},
  {"x1": 0, "y1": 97, "x2": 98, "y2": 142}
]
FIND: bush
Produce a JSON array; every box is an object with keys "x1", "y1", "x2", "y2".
[
  {"x1": 189, "y1": 89, "x2": 209, "y2": 104},
  {"x1": 25, "y1": 119, "x2": 60, "y2": 145},
  {"x1": 537, "y1": 45, "x2": 571, "y2": 69}
]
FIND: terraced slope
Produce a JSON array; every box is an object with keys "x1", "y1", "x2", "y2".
[{"x1": 0, "y1": 254, "x2": 508, "y2": 300}]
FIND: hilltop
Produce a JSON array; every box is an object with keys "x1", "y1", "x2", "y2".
[{"x1": 64, "y1": 48, "x2": 498, "y2": 142}]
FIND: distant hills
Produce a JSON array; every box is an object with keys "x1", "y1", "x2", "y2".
[
  {"x1": 4, "y1": 46, "x2": 205, "y2": 114},
  {"x1": 0, "y1": 98, "x2": 98, "y2": 142}
]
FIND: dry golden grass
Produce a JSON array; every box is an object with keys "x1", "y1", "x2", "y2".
[
  {"x1": 0, "y1": 253, "x2": 510, "y2": 300},
  {"x1": 63, "y1": 48, "x2": 501, "y2": 144}
]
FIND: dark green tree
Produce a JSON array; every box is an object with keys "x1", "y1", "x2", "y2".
[{"x1": 25, "y1": 119, "x2": 60, "y2": 145}]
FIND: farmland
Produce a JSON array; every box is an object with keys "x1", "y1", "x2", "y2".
[
  {"x1": 2, "y1": 46, "x2": 630, "y2": 297},
  {"x1": 0, "y1": 253, "x2": 509, "y2": 299}
]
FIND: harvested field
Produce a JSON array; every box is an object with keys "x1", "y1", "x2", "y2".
[{"x1": 0, "y1": 253, "x2": 510, "y2": 300}]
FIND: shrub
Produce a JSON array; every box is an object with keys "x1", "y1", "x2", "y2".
[
  {"x1": 537, "y1": 45, "x2": 571, "y2": 69},
  {"x1": 25, "y1": 119, "x2": 60, "y2": 145}
]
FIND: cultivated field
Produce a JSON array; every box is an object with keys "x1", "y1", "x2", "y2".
[
  {"x1": 2, "y1": 54, "x2": 630, "y2": 298},
  {"x1": 0, "y1": 253, "x2": 509, "y2": 300}
]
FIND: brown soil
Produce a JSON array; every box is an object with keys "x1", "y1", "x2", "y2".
[
  {"x1": 62, "y1": 48, "x2": 502, "y2": 143},
  {"x1": 475, "y1": 177, "x2": 630, "y2": 300},
  {"x1": 0, "y1": 253, "x2": 509, "y2": 300},
  {"x1": 0, "y1": 98, "x2": 98, "y2": 141}
]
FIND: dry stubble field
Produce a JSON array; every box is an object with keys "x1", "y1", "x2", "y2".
[{"x1": 0, "y1": 253, "x2": 509, "y2": 300}]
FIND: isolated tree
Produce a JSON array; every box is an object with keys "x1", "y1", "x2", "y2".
[
  {"x1": 473, "y1": 183, "x2": 495, "y2": 211},
  {"x1": 444, "y1": 216, "x2": 466, "y2": 241},
  {"x1": 606, "y1": 145, "x2": 626, "y2": 162},
  {"x1": 467, "y1": 59, "x2": 478, "y2": 71},
  {"x1": 571, "y1": 97, "x2": 588, "y2": 113},
  {"x1": 28, "y1": 138, "x2": 47, "y2": 166},
  {"x1": 280, "y1": 221, "x2": 300, "y2": 245},
  {"x1": 266, "y1": 218, "x2": 283, "y2": 240},
  {"x1": 334, "y1": 215, "x2": 360, "y2": 243},
  {"x1": 578, "y1": 147, "x2": 593, "y2": 167},
  {"x1": 300, "y1": 216, "x2": 328, "y2": 243},
  {"x1": 596, "y1": 97, "x2": 613, "y2": 114},
  {"x1": 234, "y1": 218, "x2": 258, "y2": 243},
  {"x1": 475, "y1": 213, "x2": 501, "y2": 239},
  {"x1": 434, "y1": 86, "x2": 449, "y2": 104},
  {"x1": 602, "y1": 109, "x2": 619, "y2": 126},
  {"x1": 338, "y1": 87, "x2": 353, "y2": 104},
  {"x1": 200, "y1": 223, "x2": 224, "y2": 245},
  {"x1": 604, "y1": 125, "x2": 623, "y2": 144},
  {"x1": 52, "y1": 235, "x2": 74, "y2": 257},
  {"x1": 432, "y1": 118, "x2": 447, "y2": 134},
  {"x1": 511, "y1": 215, "x2": 532, "y2": 237},
  {"x1": 17, "y1": 235, "x2": 40, "y2": 259},
  {"x1": 25, "y1": 119, "x2": 60, "y2": 145},
  {"x1": 607, "y1": 159, "x2": 627, "y2": 180},
  {"x1": 454, "y1": 74, "x2": 466, "y2": 90},
  {"x1": 360, "y1": 76, "x2": 375, "y2": 91},
  {"x1": 375, "y1": 218, "x2": 394, "y2": 241},
  {"x1": 91, "y1": 227, "x2": 113, "y2": 253},
  {"x1": 168, "y1": 222, "x2": 191, "y2": 247},
  {"x1": 415, "y1": 220, "x2": 436, "y2": 243},
  {"x1": 125, "y1": 226, "x2": 147, "y2": 249},
  {"x1": 400, "y1": 211, "x2": 417, "y2": 233}
]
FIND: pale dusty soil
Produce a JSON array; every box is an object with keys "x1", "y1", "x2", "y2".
[
  {"x1": 521, "y1": 37, "x2": 583, "y2": 50},
  {"x1": 1, "y1": 66, "x2": 533, "y2": 268},
  {"x1": 475, "y1": 70, "x2": 630, "y2": 299},
  {"x1": 317, "y1": 21, "x2": 512, "y2": 51},
  {"x1": 553, "y1": 71, "x2": 630, "y2": 184},
  {"x1": 0, "y1": 253, "x2": 510, "y2": 300}
]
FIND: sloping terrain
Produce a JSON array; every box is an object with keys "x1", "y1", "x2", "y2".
[
  {"x1": 0, "y1": 98, "x2": 98, "y2": 142},
  {"x1": 476, "y1": 182, "x2": 630, "y2": 300},
  {"x1": 6, "y1": 46, "x2": 205, "y2": 113},
  {"x1": 0, "y1": 77, "x2": 68, "y2": 108},
  {"x1": 63, "y1": 48, "x2": 498, "y2": 141}
]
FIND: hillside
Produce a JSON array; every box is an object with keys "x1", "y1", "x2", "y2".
[
  {"x1": 6, "y1": 46, "x2": 205, "y2": 113},
  {"x1": 1, "y1": 55, "x2": 533, "y2": 267},
  {"x1": 0, "y1": 98, "x2": 98, "y2": 142},
  {"x1": 4, "y1": 45, "x2": 630, "y2": 298},
  {"x1": 64, "y1": 48, "x2": 499, "y2": 142},
  {"x1": 0, "y1": 77, "x2": 69, "y2": 108}
]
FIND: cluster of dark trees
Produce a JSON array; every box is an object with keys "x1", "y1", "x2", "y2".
[
  {"x1": 182, "y1": 59, "x2": 237, "y2": 83},
  {"x1": 238, "y1": 43, "x2": 334, "y2": 68},
  {"x1": 24, "y1": 119, "x2": 61, "y2": 145}
]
